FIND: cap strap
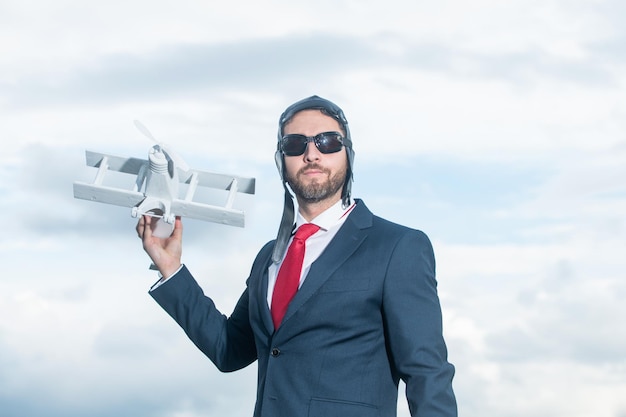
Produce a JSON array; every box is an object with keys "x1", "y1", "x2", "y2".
[{"x1": 272, "y1": 186, "x2": 295, "y2": 263}]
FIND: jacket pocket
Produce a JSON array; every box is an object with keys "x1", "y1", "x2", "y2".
[{"x1": 308, "y1": 397, "x2": 379, "y2": 417}]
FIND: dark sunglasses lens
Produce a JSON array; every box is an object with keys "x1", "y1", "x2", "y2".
[
  {"x1": 281, "y1": 132, "x2": 345, "y2": 156},
  {"x1": 316, "y1": 133, "x2": 343, "y2": 153},
  {"x1": 282, "y1": 135, "x2": 307, "y2": 156}
]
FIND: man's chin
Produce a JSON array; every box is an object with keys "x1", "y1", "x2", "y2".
[{"x1": 288, "y1": 173, "x2": 345, "y2": 203}]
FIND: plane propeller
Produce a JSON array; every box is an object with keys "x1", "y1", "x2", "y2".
[{"x1": 133, "y1": 119, "x2": 190, "y2": 175}]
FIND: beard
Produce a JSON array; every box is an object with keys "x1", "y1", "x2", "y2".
[{"x1": 286, "y1": 163, "x2": 347, "y2": 204}]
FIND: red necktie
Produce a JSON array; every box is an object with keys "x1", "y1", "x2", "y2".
[{"x1": 271, "y1": 223, "x2": 320, "y2": 329}]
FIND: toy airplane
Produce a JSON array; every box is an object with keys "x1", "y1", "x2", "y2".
[{"x1": 73, "y1": 121, "x2": 255, "y2": 238}]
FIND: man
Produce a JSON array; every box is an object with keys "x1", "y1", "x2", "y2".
[{"x1": 137, "y1": 95, "x2": 457, "y2": 416}]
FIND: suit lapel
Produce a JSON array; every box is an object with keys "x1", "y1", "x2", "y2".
[{"x1": 279, "y1": 200, "x2": 373, "y2": 329}]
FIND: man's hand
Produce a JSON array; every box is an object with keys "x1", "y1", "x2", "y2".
[{"x1": 136, "y1": 215, "x2": 183, "y2": 279}]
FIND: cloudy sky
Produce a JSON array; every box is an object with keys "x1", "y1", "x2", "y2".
[{"x1": 1, "y1": 0, "x2": 625, "y2": 416}]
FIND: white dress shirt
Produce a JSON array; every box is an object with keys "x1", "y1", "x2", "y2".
[{"x1": 266, "y1": 199, "x2": 355, "y2": 307}]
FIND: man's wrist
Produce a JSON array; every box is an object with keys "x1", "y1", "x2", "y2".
[
  {"x1": 150, "y1": 264, "x2": 184, "y2": 292},
  {"x1": 160, "y1": 263, "x2": 183, "y2": 281}
]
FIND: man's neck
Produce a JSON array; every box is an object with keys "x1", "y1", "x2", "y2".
[{"x1": 296, "y1": 195, "x2": 342, "y2": 222}]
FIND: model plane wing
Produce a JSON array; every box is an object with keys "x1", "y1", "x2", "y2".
[
  {"x1": 83, "y1": 150, "x2": 146, "y2": 175},
  {"x1": 170, "y1": 199, "x2": 245, "y2": 227},
  {"x1": 73, "y1": 182, "x2": 145, "y2": 208},
  {"x1": 181, "y1": 170, "x2": 255, "y2": 195}
]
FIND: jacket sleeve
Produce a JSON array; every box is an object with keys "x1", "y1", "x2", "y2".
[
  {"x1": 382, "y1": 230, "x2": 457, "y2": 417},
  {"x1": 150, "y1": 265, "x2": 257, "y2": 372}
]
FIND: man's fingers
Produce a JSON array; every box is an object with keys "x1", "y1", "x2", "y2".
[
  {"x1": 171, "y1": 216, "x2": 183, "y2": 239},
  {"x1": 143, "y1": 215, "x2": 154, "y2": 238},
  {"x1": 136, "y1": 216, "x2": 144, "y2": 238},
  {"x1": 136, "y1": 215, "x2": 154, "y2": 240}
]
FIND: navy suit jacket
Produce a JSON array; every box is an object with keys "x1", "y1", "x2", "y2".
[{"x1": 151, "y1": 200, "x2": 457, "y2": 417}]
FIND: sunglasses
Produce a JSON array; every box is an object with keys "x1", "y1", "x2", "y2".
[{"x1": 280, "y1": 131, "x2": 350, "y2": 156}]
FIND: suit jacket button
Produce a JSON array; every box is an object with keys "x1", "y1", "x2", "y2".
[{"x1": 271, "y1": 348, "x2": 280, "y2": 357}]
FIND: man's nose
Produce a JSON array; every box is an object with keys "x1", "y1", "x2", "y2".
[{"x1": 303, "y1": 141, "x2": 321, "y2": 162}]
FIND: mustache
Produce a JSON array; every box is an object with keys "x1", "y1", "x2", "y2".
[{"x1": 297, "y1": 164, "x2": 330, "y2": 176}]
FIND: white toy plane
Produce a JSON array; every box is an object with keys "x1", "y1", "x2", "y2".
[{"x1": 73, "y1": 121, "x2": 255, "y2": 238}]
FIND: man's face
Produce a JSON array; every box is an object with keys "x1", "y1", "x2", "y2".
[{"x1": 282, "y1": 109, "x2": 348, "y2": 205}]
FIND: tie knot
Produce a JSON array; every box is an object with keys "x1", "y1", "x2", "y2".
[{"x1": 294, "y1": 223, "x2": 320, "y2": 241}]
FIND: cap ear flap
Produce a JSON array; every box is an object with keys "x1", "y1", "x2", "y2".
[
  {"x1": 272, "y1": 187, "x2": 296, "y2": 263},
  {"x1": 341, "y1": 147, "x2": 355, "y2": 208},
  {"x1": 274, "y1": 149, "x2": 284, "y2": 180}
]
